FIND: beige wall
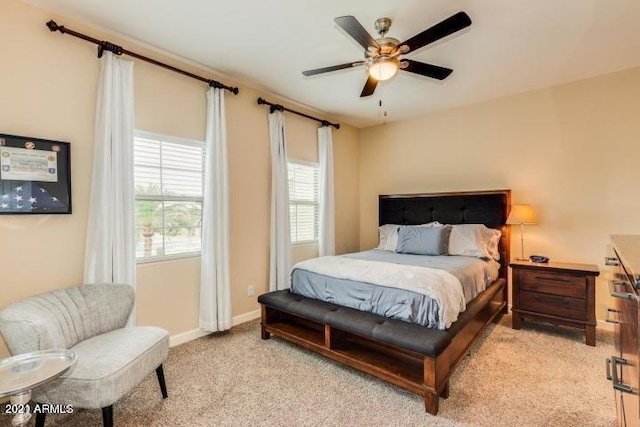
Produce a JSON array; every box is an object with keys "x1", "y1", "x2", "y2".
[
  {"x1": 0, "y1": 0, "x2": 360, "y2": 357},
  {"x1": 5, "y1": 0, "x2": 632, "y2": 357},
  {"x1": 359, "y1": 66, "x2": 640, "y2": 322}
]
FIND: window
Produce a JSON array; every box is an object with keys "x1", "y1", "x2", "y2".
[
  {"x1": 288, "y1": 160, "x2": 319, "y2": 244},
  {"x1": 134, "y1": 131, "x2": 205, "y2": 261}
]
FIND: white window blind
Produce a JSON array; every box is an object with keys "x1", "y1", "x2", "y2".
[
  {"x1": 134, "y1": 131, "x2": 205, "y2": 261},
  {"x1": 288, "y1": 160, "x2": 319, "y2": 244}
]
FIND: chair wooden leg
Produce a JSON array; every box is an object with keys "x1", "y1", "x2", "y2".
[
  {"x1": 102, "y1": 405, "x2": 113, "y2": 427},
  {"x1": 156, "y1": 364, "x2": 168, "y2": 398},
  {"x1": 35, "y1": 412, "x2": 46, "y2": 427}
]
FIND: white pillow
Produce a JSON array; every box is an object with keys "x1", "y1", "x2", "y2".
[
  {"x1": 486, "y1": 228, "x2": 502, "y2": 261},
  {"x1": 377, "y1": 224, "x2": 400, "y2": 251},
  {"x1": 449, "y1": 224, "x2": 501, "y2": 260},
  {"x1": 419, "y1": 221, "x2": 444, "y2": 227}
]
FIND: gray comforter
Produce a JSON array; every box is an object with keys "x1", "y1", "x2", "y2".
[{"x1": 290, "y1": 249, "x2": 499, "y2": 329}]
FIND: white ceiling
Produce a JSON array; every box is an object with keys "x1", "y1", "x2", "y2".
[{"x1": 23, "y1": 0, "x2": 640, "y2": 128}]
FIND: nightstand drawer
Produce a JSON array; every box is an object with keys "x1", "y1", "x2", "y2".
[
  {"x1": 519, "y1": 290, "x2": 586, "y2": 321},
  {"x1": 519, "y1": 270, "x2": 586, "y2": 298}
]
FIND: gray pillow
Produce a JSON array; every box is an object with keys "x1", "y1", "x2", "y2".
[{"x1": 396, "y1": 226, "x2": 452, "y2": 256}]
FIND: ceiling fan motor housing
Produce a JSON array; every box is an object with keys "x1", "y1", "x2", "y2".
[
  {"x1": 374, "y1": 17, "x2": 392, "y2": 36},
  {"x1": 366, "y1": 37, "x2": 400, "y2": 58}
]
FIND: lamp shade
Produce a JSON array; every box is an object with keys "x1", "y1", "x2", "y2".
[{"x1": 506, "y1": 204, "x2": 537, "y2": 225}]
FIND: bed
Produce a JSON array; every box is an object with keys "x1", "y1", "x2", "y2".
[{"x1": 259, "y1": 189, "x2": 511, "y2": 415}]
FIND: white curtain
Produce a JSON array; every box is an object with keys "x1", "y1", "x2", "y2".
[
  {"x1": 200, "y1": 87, "x2": 232, "y2": 332},
  {"x1": 318, "y1": 126, "x2": 335, "y2": 256},
  {"x1": 83, "y1": 52, "x2": 137, "y2": 324},
  {"x1": 268, "y1": 111, "x2": 292, "y2": 291}
]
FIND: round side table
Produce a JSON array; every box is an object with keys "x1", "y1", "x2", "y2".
[{"x1": 0, "y1": 349, "x2": 77, "y2": 427}]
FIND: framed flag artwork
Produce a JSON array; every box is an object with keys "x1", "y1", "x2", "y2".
[{"x1": 0, "y1": 133, "x2": 72, "y2": 215}]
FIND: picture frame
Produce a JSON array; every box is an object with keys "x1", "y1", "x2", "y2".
[{"x1": 0, "y1": 133, "x2": 72, "y2": 215}]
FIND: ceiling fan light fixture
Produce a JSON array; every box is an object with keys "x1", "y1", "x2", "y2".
[
  {"x1": 303, "y1": 12, "x2": 471, "y2": 97},
  {"x1": 367, "y1": 57, "x2": 399, "y2": 81}
]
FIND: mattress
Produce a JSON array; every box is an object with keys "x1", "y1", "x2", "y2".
[{"x1": 290, "y1": 249, "x2": 500, "y2": 329}]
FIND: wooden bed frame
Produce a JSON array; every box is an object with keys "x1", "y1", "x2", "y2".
[{"x1": 259, "y1": 189, "x2": 511, "y2": 415}]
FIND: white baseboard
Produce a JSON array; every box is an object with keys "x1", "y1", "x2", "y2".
[
  {"x1": 169, "y1": 309, "x2": 261, "y2": 347},
  {"x1": 232, "y1": 309, "x2": 261, "y2": 326},
  {"x1": 169, "y1": 329, "x2": 211, "y2": 347}
]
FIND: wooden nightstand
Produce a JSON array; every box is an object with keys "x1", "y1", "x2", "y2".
[{"x1": 510, "y1": 260, "x2": 600, "y2": 346}]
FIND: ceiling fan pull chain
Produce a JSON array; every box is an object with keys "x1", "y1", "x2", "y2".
[{"x1": 381, "y1": 85, "x2": 389, "y2": 121}]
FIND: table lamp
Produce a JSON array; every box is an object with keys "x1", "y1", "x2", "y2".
[{"x1": 506, "y1": 204, "x2": 537, "y2": 261}]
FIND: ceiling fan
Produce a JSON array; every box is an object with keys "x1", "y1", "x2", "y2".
[{"x1": 302, "y1": 12, "x2": 472, "y2": 97}]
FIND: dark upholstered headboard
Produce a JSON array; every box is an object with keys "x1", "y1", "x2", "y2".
[{"x1": 379, "y1": 189, "x2": 511, "y2": 279}]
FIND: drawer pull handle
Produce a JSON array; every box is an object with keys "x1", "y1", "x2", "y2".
[
  {"x1": 534, "y1": 276, "x2": 570, "y2": 283},
  {"x1": 606, "y1": 357, "x2": 612, "y2": 381},
  {"x1": 609, "y1": 280, "x2": 635, "y2": 300},
  {"x1": 605, "y1": 308, "x2": 620, "y2": 324},
  {"x1": 608, "y1": 356, "x2": 639, "y2": 395},
  {"x1": 614, "y1": 273, "x2": 628, "y2": 282},
  {"x1": 605, "y1": 256, "x2": 621, "y2": 266}
]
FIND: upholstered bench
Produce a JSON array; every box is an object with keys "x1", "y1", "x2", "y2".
[
  {"x1": 259, "y1": 290, "x2": 453, "y2": 357},
  {"x1": 259, "y1": 284, "x2": 500, "y2": 357},
  {"x1": 258, "y1": 279, "x2": 506, "y2": 415},
  {"x1": 0, "y1": 284, "x2": 169, "y2": 427}
]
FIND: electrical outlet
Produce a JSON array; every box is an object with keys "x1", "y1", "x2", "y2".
[{"x1": 247, "y1": 285, "x2": 255, "y2": 297}]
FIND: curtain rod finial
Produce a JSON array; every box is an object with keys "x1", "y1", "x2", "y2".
[{"x1": 46, "y1": 20, "x2": 60, "y2": 32}]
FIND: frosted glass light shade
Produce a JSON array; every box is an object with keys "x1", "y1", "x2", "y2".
[{"x1": 367, "y1": 57, "x2": 399, "y2": 81}]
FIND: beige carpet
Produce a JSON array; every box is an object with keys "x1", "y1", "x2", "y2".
[{"x1": 2, "y1": 315, "x2": 616, "y2": 427}]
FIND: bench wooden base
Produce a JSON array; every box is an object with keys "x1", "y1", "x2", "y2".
[{"x1": 260, "y1": 280, "x2": 505, "y2": 415}]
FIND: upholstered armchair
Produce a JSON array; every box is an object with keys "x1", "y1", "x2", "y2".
[{"x1": 0, "y1": 284, "x2": 169, "y2": 427}]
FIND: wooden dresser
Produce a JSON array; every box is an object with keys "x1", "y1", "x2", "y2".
[
  {"x1": 606, "y1": 235, "x2": 640, "y2": 427},
  {"x1": 510, "y1": 260, "x2": 599, "y2": 346}
]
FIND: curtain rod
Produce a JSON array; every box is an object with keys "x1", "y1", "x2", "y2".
[
  {"x1": 257, "y1": 97, "x2": 340, "y2": 129},
  {"x1": 46, "y1": 20, "x2": 239, "y2": 95}
]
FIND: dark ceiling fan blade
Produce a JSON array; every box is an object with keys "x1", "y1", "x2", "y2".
[
  {"x1": 399, "y1": 11, "x2": 471, "y2": 53},
  {"x1": 402, "y1": 60, "x2": 453, "y2": 80},
  {"x1": 334, "y1": 16, "x2": 380, "y2": 50},
  {"x1": 302, "y1": 61, "x2": 365, "y2": 76},
  {"x1": 360, "y1": 75, "x2": 378, "y2": 97}
]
